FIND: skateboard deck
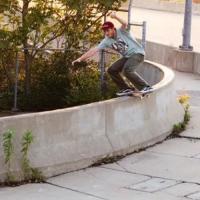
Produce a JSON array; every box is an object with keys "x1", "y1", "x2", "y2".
[{"x1": 127, "y1": 90, "x2": 153, "y2": 99}]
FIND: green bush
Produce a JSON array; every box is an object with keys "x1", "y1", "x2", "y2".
[
  {"x1": 17, "y1": 52, "x2": 117, "y2": 111},
  {"x1": 0, "y1": 51, "x2": 118, "y2": 112},
  {"x1": 18, "y1": 52, "x2": 71, "y2": 111},
  {"x1": 66, "y1": 64, "x2": 102, "y2": 106},
  {"x1": 0, "y1": 50, "x2": 16, "y2": 110},
  {"x1": 67, "y1": 60, "x2": 118, "y2": 106}
]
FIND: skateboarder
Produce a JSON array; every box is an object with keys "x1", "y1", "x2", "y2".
[{"x1": 72, "y1": 12, "x2": 153, "y2": 96}]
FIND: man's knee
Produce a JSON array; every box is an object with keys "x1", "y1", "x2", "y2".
[
  {"x1": 107, "y1": 66, "x2": 112, "y2": 75},
  {"x1": 123, "y1": 65, "x2": 133, "y2": 77},
  {"x1": 107, "y1": 65, "x2": 117, "y2": 75}
]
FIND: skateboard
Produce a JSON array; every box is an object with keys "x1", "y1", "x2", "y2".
[{"x1": 127, "y1": 90, "x2": 153, "y2": 99}]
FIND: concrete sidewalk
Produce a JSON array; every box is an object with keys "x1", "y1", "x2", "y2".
[
  {"x1": 0, "y1": 71, "x2": 200, "y2": 200},
  {"x1": 125, "y1": 0, "x2": 200, "y2": 15},
  {"x1": 117, "y1": 8, "x2": 200, "y2": 52}
]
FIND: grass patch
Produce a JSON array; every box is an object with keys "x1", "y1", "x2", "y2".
[{"x1": 0, "y1": 130, "x2": 45, "y2": 187}]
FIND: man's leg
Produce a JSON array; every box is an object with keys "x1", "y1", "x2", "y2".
[
  {"x1": 123, "y1": 54, "x2": 150, "y2": 91},
  {"x1": 107, "y1": 57, "x2": 130, "y2": 90}
]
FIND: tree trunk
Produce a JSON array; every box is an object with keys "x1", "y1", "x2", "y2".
[
  {"x1": 22, "y1": 0, "x2": 31, "y2": 96},
  {"x1": 24, "y1": 49, "x2": 32, "y2": 96}
]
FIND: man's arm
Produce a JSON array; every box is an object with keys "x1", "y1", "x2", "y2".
[
  {"x1": 72, "y1": 47, "x2": 99, "y2": 65},
  {"x1": 108, "y1": 11, "x2": 128, "y2": 30}
]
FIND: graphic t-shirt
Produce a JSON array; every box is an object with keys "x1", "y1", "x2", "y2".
[{"x1": 98, "y1": 28, "x2": 145, "y2": 57}]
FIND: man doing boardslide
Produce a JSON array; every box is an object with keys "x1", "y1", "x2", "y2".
[{"x1": 72, "y1": 12, "x2": 153, "y2": 96}]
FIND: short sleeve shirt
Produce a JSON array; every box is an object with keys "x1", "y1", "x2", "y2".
[{"x1": 98, "y1": 28, "x2": 145, "y2": 57}]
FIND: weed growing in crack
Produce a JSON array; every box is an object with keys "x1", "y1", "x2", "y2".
[{"x1": 172, "y1": 95, "x2": 191, "y2": 135}]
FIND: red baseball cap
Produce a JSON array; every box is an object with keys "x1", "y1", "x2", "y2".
[{"x1": 102, "y1": 21, "x2": 114, "y2": 31}]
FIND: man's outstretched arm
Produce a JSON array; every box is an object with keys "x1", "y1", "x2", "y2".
[
  {"x1": 72, "y1": 47, "x2": 99, "y2": 65},
  {"x1": 108, "y1": 11, "x2": 128, "y2": 30}
]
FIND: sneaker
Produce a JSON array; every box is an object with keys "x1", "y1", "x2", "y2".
[
  {"x1": 116, "y1": 88, "x2": 134, "y2": 96},
  {"x1": 140, "y1": 86, "x2": 153, "y2": 94}
]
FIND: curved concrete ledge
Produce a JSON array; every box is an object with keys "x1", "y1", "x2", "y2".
[{"x1": 0, "y1": 61, "x2": 184, "y2": 181}]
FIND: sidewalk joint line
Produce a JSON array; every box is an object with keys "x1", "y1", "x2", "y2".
[{"x1": 45, "y1": 181, "x2": 108, "y2": 200}]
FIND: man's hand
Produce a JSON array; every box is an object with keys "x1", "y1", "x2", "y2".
[
  {"x1": 72, "y1": 47, "x2": 99, "y2": 66},
  {"x1": 108, "y1": 11, "x2": 128, "y2": 30},
  {"x1": 108, "y1": 11, "x2": 117, "y2": 19},
  {"x1": 72, "y1": 58, "x2": 81, "y2": 66}
]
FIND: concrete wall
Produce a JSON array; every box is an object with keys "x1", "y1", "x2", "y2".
[
  {"x1": 194, "y1": 52, "x2": 200, "y2": 74},
  {"x1": 145, "y1": 41, "x2": 200, "y2": 75},
  {"x1": 0, "y1": 61, "x2": 184, "y2": 182},
  {"x1": 122, "y1": 0, "x2": 200, "y2": 15}
]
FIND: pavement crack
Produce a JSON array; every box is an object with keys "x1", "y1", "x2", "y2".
[
  {"x1": 146, "y1": 150, "x2": 200, "y2": 160},
  {"x1": 124, "y1": 181, "x2": 181, "y2": 194},
  {"x1": 105, "y1": 133, "x2": 115, "y2": 153},
  {"x1": 45, "y1": 181, "x2": 108, "y2": 200},
  {"x1": 115, "y1": 162, "x2": 136, "y2": 175},
  {"x1": 176, "y1": 135, "x2": 200, "y2": 140},
  {"x1": 184, "y1": 190, "x2": 200, "y2": 198},
  {"x1": 101, "y1": 164, "x2": 200, "y2": 187},
  {"x1": 113, "y1": 162, "x2": 152, "y2": 179},
  {"x1": 104, "y1": 108, "x2": 115, "y2": 153}
]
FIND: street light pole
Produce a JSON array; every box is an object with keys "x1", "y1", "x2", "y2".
[{"x1": 180, "y1": 0, "x2": 193, "y2": 51}]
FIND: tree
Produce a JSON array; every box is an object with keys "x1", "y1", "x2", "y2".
[{"x1": 0, "y1": 0, "x2": 126, "y2": 96}]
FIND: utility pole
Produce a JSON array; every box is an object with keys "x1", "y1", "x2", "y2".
[{"x1": 180, "y1": 0, "x2": 193, "y2": 51}]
